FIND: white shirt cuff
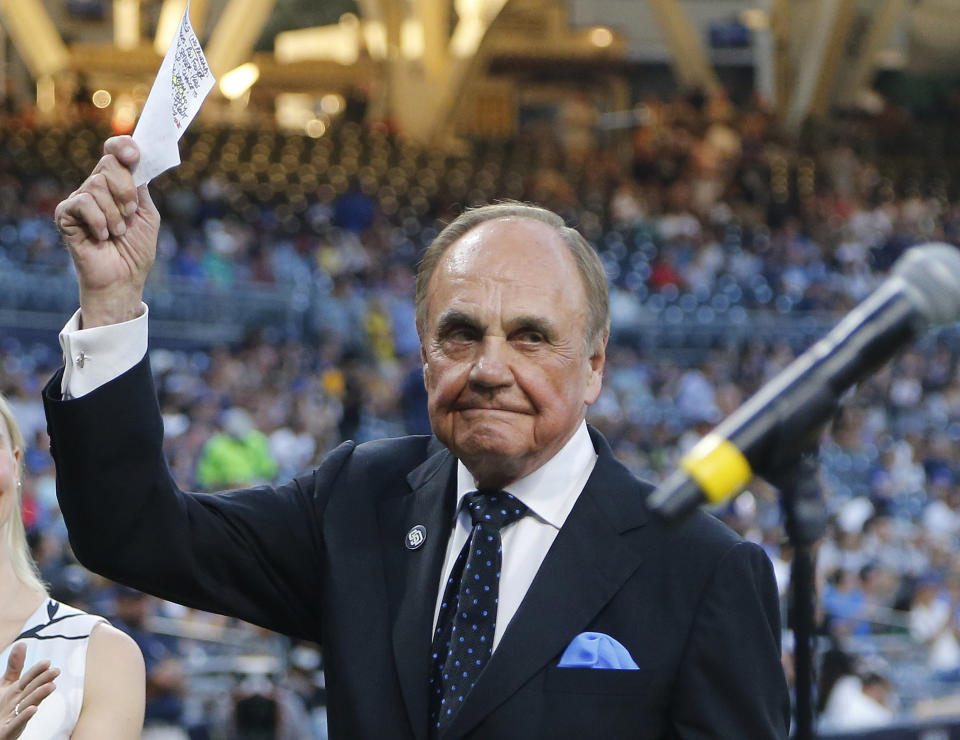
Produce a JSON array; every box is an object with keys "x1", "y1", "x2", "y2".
[{"x1": 59, "y1": 304, "x2": 149, "y2": 399}]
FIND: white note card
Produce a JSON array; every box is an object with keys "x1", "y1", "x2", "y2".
[{"x1": 131, "y1": 1, "x2": 215, "y2": 186}]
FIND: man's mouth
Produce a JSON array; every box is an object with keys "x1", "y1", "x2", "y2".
[{"x1": 455, "y1": 405, "x2": 531, "y2": 416}]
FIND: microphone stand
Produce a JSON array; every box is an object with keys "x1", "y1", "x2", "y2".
[{"x1": 771, "y1": 453, "x2": 828, "y2": 740}]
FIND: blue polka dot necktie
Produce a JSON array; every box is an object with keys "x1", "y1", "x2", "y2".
[{"x1": 428, "y1": 490, "x2": 528, "y2": 735}]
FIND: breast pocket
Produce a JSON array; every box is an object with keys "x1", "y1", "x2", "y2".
[
  {"x1": 539, "y1": 666, "x2": 665, "y2": 740},
  {"x1": 544, "y1": 665, "x2": 650, "y2": 696}
]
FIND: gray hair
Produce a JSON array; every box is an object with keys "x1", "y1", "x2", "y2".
[{"x1": 415, "y1": 201, "x2": 610, "y2": 351}]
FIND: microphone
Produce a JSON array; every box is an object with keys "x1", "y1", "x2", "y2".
[{"x1": 647, "y1": 243, "x2": 960, "y2": 521}]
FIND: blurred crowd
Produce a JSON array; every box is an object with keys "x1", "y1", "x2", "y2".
[{"x1": 2, "y1": 91, "x2": 960, "y2": 735}]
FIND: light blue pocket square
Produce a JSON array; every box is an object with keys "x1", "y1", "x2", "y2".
[{"x1": 558, "y1": 632, "x2": 639, "y2": 670}]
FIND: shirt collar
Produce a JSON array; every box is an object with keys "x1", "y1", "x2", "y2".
[{"x1": 455, "y1": 421, "x2": 597, "y2": 530}]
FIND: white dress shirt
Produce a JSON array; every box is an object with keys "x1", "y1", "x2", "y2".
[
  {"x1": 59, "y1": 306, "x2": 149, "y2": 399},
  {"x1": 59, "y1": 306, "x2": 599, "y2": 652},
  {"x1": 434, "y1": 423, "x2": 597, "y2": 650}
]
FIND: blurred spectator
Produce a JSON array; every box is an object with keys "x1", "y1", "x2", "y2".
[
  {"x1": 909, "y1": 576, "x2": 960, "y2": 674},
  {"x1": 332, "y1": 181, "x2": 375, "y2": 233},
  {"x1": 823, "y1": 568, "x2": 871, "y2": 638},
  {"x1": 110, "y1": 588, "x2": 189, "y2": 740},
  {"x1": 196, "y1": 408, "x2": 278, "y2": 491},
  {"x1": 228, "y1": 673, "x2": 312, "y2": 740},
  {"x1": 820, "y1": 667, "x2": 896, "y2": 731},
  {"x1": 282, "y1": 645, "x2": 328, "y2": 739}
]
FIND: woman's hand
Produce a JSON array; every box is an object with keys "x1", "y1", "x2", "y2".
[{"x1": 0, "y1": 644, "x2": 59, "y2": 740}]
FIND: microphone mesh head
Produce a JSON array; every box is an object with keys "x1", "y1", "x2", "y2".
[{"x1": 892, "y1": 243, "x2": 960, "y2": 328}]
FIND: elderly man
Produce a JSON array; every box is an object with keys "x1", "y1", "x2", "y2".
[{"x1": 45, "y1": 137, "x2": 789, "y2": 739}]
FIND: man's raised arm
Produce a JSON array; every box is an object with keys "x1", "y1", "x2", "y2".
[
  {"x1": 53, "y1": 136, "x2": 159, "y2": 398},
  {"x1": 54, "y1": 135, "x2": 159, "y2": 329}
]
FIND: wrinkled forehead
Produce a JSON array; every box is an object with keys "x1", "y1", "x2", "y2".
[{"x1": 432, "y1": 217, "x2": 581, "y2": 290}]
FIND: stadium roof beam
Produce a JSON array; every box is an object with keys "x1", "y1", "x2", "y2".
[
  {"x1": 385, "y1": 0, "x2": 513, "y2": 144},
  {"x1": 424, "y1": 0, "x2": 511, "y2": 139},
  {"x1": 377, "y1": 0, "x2": 628, "y2": 144},
  {"x1": 71, "y1": 44, "x2": 378, "y2": 89},
  {"x1": 784, "y1": 0, "x2": 855, "y2": 134},
  {"x1": 0, "y1": 0, "x2": 70, "y2": 79},
  {"x1": 416, "y1": 0, "x2": 450, "y2": 81},
  {"x1": 155, "y1": 0, "x2": 209, "y2": 53},
  {"x1": 808, "y1": 0, "x2": 856, "y2": 117},
  {"x1": 72, "y1": 43, "x2": 180, "y2": 77},
  {"x1": 644, "y1": 0, "x2": 721, "y2": 96},
  {"x1": 770, "y1": 0, "x2": 793, "y2": 122},
  {"x1": 204, "y1": 0, "x2": 276, "y2": 78},
  {"x1": 353, "y1": 0, "x2": 400, "y2": 120},
  {"x1": 114, "y1": 0, "x2": 140, "y2": 50},
  {"x1": 245, "y1": 54, "x2": 378, "y2": 90},
  {"x1": 836, "y1": 0, "x2": 906, "y2": 107},
  {"x1": 356, "y1": 0, "x2": 404, "y2": 52}
]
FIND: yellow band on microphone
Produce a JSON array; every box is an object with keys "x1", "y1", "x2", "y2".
[{"x1": 678, "y1": 434, "x2": 753, "y2": 504}]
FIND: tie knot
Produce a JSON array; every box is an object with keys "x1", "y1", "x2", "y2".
[{"x1": 464, "y1": 490, "x2": 528, "y2": 530}]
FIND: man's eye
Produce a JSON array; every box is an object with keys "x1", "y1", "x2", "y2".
[
  {"x1": 445, "y1": 328, "x2": 477, "y2": 342},
  {"x1": 516, "y1": 331, "x2": 545, "y2": 344}
]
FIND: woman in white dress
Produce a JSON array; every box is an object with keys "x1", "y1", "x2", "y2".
[{"x1": 0, "y1": 393, "x2": 145, "y2": 739}]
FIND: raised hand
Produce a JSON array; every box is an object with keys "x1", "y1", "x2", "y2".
[
  {"x1": 54, "y1": 136, "x2": 161, "y2": 328},
  {"x1": 0, "y1": 643, "x2": 59, "y2": 740}
]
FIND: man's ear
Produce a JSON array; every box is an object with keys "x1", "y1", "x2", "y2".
[
  {"x1": 584, "y1": 330, "x2": 608, "y2": 406},
  {"x1": 420, "y1": 344, "x2": 430, "y2": 389}
]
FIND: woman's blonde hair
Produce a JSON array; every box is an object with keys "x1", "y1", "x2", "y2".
[{"x1": 0, "y1": 394, "x2": 46, "y2": 595}]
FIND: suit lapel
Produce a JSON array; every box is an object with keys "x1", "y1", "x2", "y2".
[
  {"x1": 444, "y1": 430, "x2": 649, "y2": 738},
  {"x1": 378, "y1": 442, "x2": 457, "y2": 740}
]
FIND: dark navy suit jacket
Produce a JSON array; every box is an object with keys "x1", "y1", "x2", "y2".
[{"x1": 44, "y1": 357, "x2": 789, "y2": 739}]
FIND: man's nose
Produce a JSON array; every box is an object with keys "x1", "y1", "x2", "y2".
[{"x1": 469, "y1": 338, "x2": 513, "y2": 389}]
